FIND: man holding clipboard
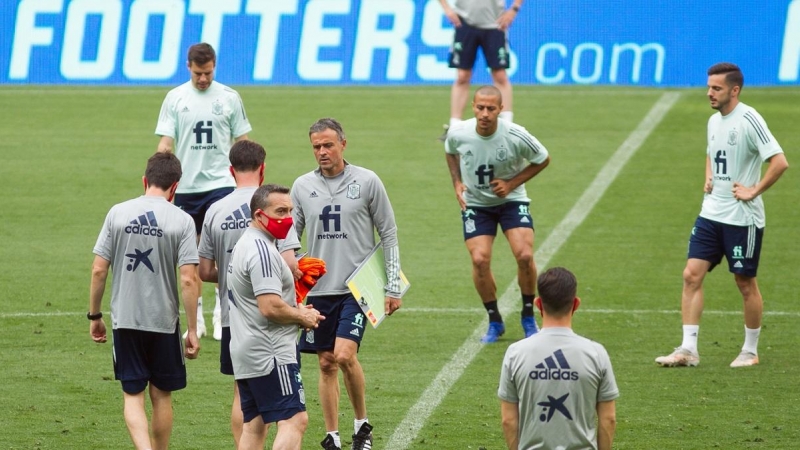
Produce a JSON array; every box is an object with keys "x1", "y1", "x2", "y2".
[{"x1": 291, "y1": 118, "x2": 404, "y2": 450}]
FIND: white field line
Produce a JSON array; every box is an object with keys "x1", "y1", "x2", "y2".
[
  {"x1": 6, "y1": 307, "x2": 798, "y2": 320},
  {"x1": 385, "y1": 91, "x2": 682, "y2": 450}
]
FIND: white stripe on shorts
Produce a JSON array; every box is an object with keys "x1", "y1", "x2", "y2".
[
  {"x1": 746, "y1": 224, "x2": 756, "y2": 258},
  {"x1": 279, "y1": 365, "x2": 293, "y2": 396}
]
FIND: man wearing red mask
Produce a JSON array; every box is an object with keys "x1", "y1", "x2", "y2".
[
  {"x1": 228, "y1": 183, "x2": 324, "y2": 450},
  {"x1": 197, "y1": 140, "x2": 301, "y2": 447}
]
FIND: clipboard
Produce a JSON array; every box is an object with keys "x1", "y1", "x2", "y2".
[{"x1": 345, "y1": 242, "x2": 410, "y2": 328}]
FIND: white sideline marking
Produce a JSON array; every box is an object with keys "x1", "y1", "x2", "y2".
[{"x1": 385, "y1": 92, "x2": 682, "y2": 450}]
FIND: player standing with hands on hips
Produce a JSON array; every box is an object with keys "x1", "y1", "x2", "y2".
[
  {"x1": 444, "y1": 85, "x2": 550, "y2": 344},
  {"x1": 656, "y1": 62, "x2": 788, "y2": 368},
  {"x1": 155, "y1": 42, "x2": 252, "y2": 340},
  {"x1": 292, "y1": 118, "x2": 403, "y2": 450}
]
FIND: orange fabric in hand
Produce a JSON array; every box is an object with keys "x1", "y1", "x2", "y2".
[{"x1": 295, "y1": 257, "x2": 327, "y2": 304}]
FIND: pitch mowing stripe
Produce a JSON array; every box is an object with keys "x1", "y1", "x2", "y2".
[{"x1": 385, "y1": 91, "x2": 682, "y2": 450}]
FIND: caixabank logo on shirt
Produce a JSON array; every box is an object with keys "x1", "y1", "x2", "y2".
[{"x1": 124, "y1": 211, "x2": 164, "y2": 237}]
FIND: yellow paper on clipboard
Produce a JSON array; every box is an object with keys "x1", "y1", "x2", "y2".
[{"x1": 345, "y1": 242, "x2": 409, "y2": 328}]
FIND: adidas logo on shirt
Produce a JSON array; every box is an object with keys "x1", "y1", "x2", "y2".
[
  {"x1": 181, "y1": 106, "x2": 189, "y2": 113},
  {"x1": 310, "y1": 191, "x2": 318, "y2": 198},
  {"x1": 125, "y1": 211, "x2": 164, "y2": 237},
  {"x1": 221, "y1": 203, "x2": 252, "y2": 230},
  {"x1": 528, "y1": 349, "x2": 579, "y2": 381}
]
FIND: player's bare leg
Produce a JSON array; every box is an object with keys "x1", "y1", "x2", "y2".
[
  {"x1": 122, "y1": 391, "x2": 152, "y2": 450},
  {"x1": 335, "y1": 338, "x2": 367, "y2": 420},
  {"x1": 682, "y1": 259, "x2": 710, "y2": 325},
  {"x1": 317, "y1": 350, "x2": 341, "y2": 432},
  {"x1": 465, "y1": 235, "x2": 497, "y2": 302},
  {"x1": 239, "y1": 416, "x2": 269, "y2": 450},
  {"x1": 504, "y1": 228, "x2": 535, "y2": 296},
  {"x1": 491, "y1": 68, "x2": 513, "y2": 114},
  {"x1": 232, "y1": 381, "x2": 243, "y2": 447},
  {"x1": 274, "y1": 412, "x2": 309, "y2": 450},
  {"x1": 734, "y1": 274, "x2": 763, "y2": 328},
  {"x1": 451, "y1": 68, "x2": 473, "y2": 120},
  {"x1": 149, "y1": 385, "x2": 173, "y2": 450}
]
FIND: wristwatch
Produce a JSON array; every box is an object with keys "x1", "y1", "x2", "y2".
[
  {"x1": 87, "y1": 311, "x2": 103, "y2": 320},
  {"x1": 511, "y1": 5, "x2": 520, "y2": 12}
]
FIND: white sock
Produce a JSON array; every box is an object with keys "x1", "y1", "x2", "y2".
[
  {"x1": 327, "y1": 431, "x2": 340, "y2": 448},
  {"x1": 354, "y1": 418, "x2": 369, "y2": 435},
  {"x1": 449, "y1": 117, "x2": 461, "y2": 128},
  {"x1": 214, "y1": 287, "x2": 221, "y2": 315},
  {"x1": 197, "y1": 297, "x2": 204, "y2": 323},
  {"x1": 499, "y1": 111, "x2": 514, "y2": 122},
  {"x1": 681, "y1": 325, "x2": 699, "y2": 353},
  {"x1": 742, "y1": 326, "x2": 761, "y2": 355}
]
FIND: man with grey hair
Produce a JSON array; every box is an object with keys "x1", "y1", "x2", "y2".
[
  {"x1": 292, "y1": 118, "x2": 403, "y2": 450},
  {"x1": 499, "y1": 267, "x2": 618, "y2": 450}
]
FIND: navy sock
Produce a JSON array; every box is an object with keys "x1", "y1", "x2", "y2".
[
  {"x1": 521, "y1": 294, "x2": 535, "y2": 317},
  {"x1": 483, "y1": 300, "x2": 503, "y2": 323}
]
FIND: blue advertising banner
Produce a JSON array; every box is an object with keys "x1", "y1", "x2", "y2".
[{"x1": 1, "y1": 0, "x2": 799, "y2": 86}]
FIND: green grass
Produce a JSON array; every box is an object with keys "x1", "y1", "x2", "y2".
[{"x1": 1, "y1": 85, "x2": 799, "y2": 449}]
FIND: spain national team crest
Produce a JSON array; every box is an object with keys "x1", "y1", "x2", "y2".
[
  {"x1": 347, "y1": 182, "x2": 361, "y2": 199},
  {"x1": 728, "y1": 129, "x2": 738, "y2": 146},
  {"x1": 496, "y1": 147, "x2": 508, "y2": 161},
  {"x1": 212, "y1": 99, "x2": 223, "y2": 115}
]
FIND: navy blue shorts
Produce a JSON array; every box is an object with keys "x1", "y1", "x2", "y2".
[
  {"x1": 220, "y1": 326, "x2": 233, "y2": 376},
  {"x1": 449, "y1": 18, "x2": 510, "y2": 70},
  {"x1": 174, "y1": 187, "x2": 235, "y2": 234},
  {"x1": 112, "y1": 325, "x2": 186, "y2": 394},
  {"x1": 237, "y1": 363, "x2": 306, "y2": 424},
  {"x1": 687, "y1": 216, "x2": 763, "y2": 277},
  {"x1": 298, "y1": 294, "x2": 367, "y2": 353},
  {"x1": 462, "y1": 201, "x2": 534, "y2": 240}
]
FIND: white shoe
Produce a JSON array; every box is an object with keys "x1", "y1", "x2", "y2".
[
  {"x1": 212, "y1": 308, "x2": 222, "y2": 341},
  {"x1": 730, "y1": 351, "x2": 759, "y2": 368},
  {"x1": 655, "y1": 347, "x2": 699, "y2": 367}
]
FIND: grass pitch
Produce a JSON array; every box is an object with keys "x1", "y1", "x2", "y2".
[{"x1": 1, "y1": 85, "x2": 799, "y2": 449}]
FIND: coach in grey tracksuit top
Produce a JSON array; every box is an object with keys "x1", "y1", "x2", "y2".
[{"x1": 291, "y1": 162, "x2": 402, "y2": 297}]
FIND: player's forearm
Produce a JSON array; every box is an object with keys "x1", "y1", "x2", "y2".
[
  {"x1": 180, "y1": 266, "x2": 199, "y2": 332},
  {"x1": 596, "y1": 401, "x2": 617, "y2": 450},
  {"x1": 198, "y1": 259, "x2": 218, "y2": 283},
  {"x1": 500, "y1": 402, "x2": 520, "y2": 450},
  {"x1": 89, "y1": 268, "x2": 108, "y2": 314},
  {"x1": 258, "y1": 294, "x2": 304, "y2": 324},
  {"x1": 507, "y1": 157, "x2": 550, "y2": 190},
  {"x1": 157, "y1": 136, "x2": 174, "y2": 153},
  {"x1": 753, "y1": 153, "x2": 788, "y2": 196},
  {"x1": 445, "y1": 154, "x2": 463, "y2": 187}
]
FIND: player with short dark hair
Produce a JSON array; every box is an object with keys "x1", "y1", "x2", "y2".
[
  {"x1": 293, "y1": 118, "x2": 403, "y2": 450},
  {"x1": 499, "y1": 267, "x2": 618, "y2": 450},
  {"x1": 444, "y1": 85, "x2": 550, "y2": 343},
  {"x1": 89, "y1": 152, "x2": 200, "y2": 450},
  {"x1": 197, "y1": 140, "x2": 301, "y2": 446},
  {"x1": 155, "y1": 42, "x2": 252, "y2": 339},
  {"x1": 228, "y1": 184, "x2": 324, "y2": 450},
  {"x1": 656, "y1": 62, "x2": 789, "y2": 368}
]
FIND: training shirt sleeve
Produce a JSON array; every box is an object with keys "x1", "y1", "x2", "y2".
[
  {"x1": 277, "y1": 226, "x2": 302, "y2": 253},
  {"x1": 154, "y1": 91, "x2": 176, "y2": 138},
  {"x1": 198, "y1": 216, "x2": 215, "y2": 260},
  {"x1": 178, "y1": 215, "x2": 200, "y2": 267},
  {"x1": 290, "y1": 180, "x2": 306, "y2": 240},
  {"x1": 511, "y1": 124, "x2": 549, "y2": 165},
  {"x1": 742, "y1": 109, "x2": 783, "y2": 161},
  {"x1": 248, "y1": 238, "x2": 285, "y2": 297},
  {"x1": 595, "y1": 344, "x2": 620, "y2": 402},
  {"x1": 92, "y1": 208, "x2": 115, "y2": 261},
  {"x1": 367, "y1": 174, "x2": 402, "y2": 297},
  {"x1": 498, "y1": 346, "x2": 520, "y2": 403},
  {"x1": 230, "y1": 92, "x2": 252, "y2": 139}
]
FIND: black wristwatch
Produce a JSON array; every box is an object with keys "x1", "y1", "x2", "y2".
[{"x1": 87, "y1": 311, "x2": 103, "y2": 320}]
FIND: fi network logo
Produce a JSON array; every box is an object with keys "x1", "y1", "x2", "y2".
[{"x1": 124, "y1": 211, "x2": 163, "y2": 237}]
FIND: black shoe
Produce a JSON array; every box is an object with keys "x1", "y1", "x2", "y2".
[
  {"x1": 351, "y1": 423, "x2": 373, "y2": 450},
  {"x1": 321, "y1": 434, "x2": 341, "y2": 450},
  {"x1": 437, "y1": 124, "x2": 449, "y2": 142}
]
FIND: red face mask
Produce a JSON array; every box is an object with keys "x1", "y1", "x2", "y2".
[{"x1": 258, "y1": 212, "x2": 293, "y2": 240}]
